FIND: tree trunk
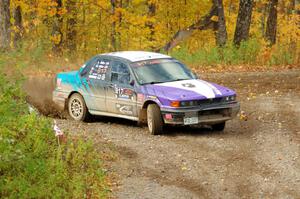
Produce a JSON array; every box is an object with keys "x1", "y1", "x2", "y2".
[
  {"x1": 260, "y1": 3, "x2": 268, "y2": 37},
  {"x1": 66, "y1": 0, "x2": 77, "y2": 52},
  {"x1": 160, "y1": 1, "x2": 218, "y2": 52},
  {"x1": 146, "y1": 0, "x2": 156, "y2": 50},
  {"x1": 265, "y1": 0, "x2": 278, "y2": 45},
  {"x1": 233, "y1": 0, "x2": 254, "y2": 46},
  {"x1": 215, "y1": 0, "x2": 227, "y2": 46},
  {"x1": 111, "y1": 0, "x2": 117, "y2": 51},
  {"x1": 52, "y1": 0, "x2": 63, "y2": 54},
  {"x1": 13, "y1": 5, "x2": 23, "y2": 48},
  {"x1": 0, "y1": 0, "x2": 11, "y2": 51}
]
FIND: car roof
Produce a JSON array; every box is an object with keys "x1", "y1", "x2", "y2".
[{"x1": 101, "y1": 51, "x2": 171, "y2": 62}]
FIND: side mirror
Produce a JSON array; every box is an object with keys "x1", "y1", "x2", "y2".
[
  {"x1": 193, "y1": 72, "x2": 199, "y2": 79},
  {"x1": 80, "y1": 70, "x2": 87, "y2": 77},
  {"x1": 130, "y1": 79, "x2": 135, "y2": 86}
]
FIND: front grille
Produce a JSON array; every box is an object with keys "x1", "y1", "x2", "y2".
[
  {"x1": 182, "y1": 97, "x2": 224, "y2": 107},
  {"x1": 196, "y1": 97, "x2": 223, "y2": 105},
  {"x1": 180, "y1": 97, "x2": 228, "y2": 108}
]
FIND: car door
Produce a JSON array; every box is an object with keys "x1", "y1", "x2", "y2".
[
  {"x1": 79, "y1": 57, "x2": 110, "y2": 112},
  {"x1": 106, "y1": 60, "x2": 137, "y2": 117}
]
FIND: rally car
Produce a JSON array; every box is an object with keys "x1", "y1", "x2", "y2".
[{"x1": 53, "y1": 51, "x2": 240, "y2": 134}]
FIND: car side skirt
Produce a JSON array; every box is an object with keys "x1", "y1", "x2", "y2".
[{"x1": 89, "y1": 110, "x2": 139, "y2": 121}]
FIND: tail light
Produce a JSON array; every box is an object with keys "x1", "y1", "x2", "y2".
[{"x1": 56, "y1": 78, "x2": 62, "y2": 89}]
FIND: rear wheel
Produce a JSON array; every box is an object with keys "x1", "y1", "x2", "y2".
[
  {"x1": 212, "y1": 122, "x2": 226, "y2": 131},
  {"x1": 68, "y1": 93, "x2": 89, "y2": 121},
  {"x1": 147, "y1": 104, "x2": 163, "y2": 135}
]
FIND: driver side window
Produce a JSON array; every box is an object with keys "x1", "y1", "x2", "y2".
[{"x1": 111, "y1": 61, "x2": 131, "y2": 85}]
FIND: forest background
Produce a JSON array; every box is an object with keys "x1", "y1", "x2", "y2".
[{"x1": 0, "y1": 0, "x2": 299, "y2": 72}]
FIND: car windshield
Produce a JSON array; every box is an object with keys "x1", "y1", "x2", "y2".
[{"x1": 131, "y1": 59, "x2": 196, "y2": 85}]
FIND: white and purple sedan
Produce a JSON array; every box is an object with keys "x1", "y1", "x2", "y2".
[{"x1": 53, "y1": 51, "x2": 240, "y2": 134}]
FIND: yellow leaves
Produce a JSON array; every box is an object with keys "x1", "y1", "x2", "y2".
[
  {"x1": 12, "y1": 0, "x2": 300, "y2": 62},
  {"x1": 211, "y1": 15, "x2": 219, "y2": 22},
  {"x1": 132, "y1": 0, "x2": 145, "y2": 6},
  {"x1": 47, "y1": 8, "x2": 67, "y2": 17},
  {"x1": 96, "y1": 0, "x2": 110, "y2": 9},
  {"x1": 32, "y1": 19, "x2": 41, "y2": 26},
  {"x1": 277, "y1": 13, "x2": 300, "y2": 44},
  {"x1": 239, "y1": 111, "x2": 248, "y2": 121},
  {"x1": 57, "y1": 8, "x2": 67, "y2": 16},
  {"x1": 48, "y1": 9, "x2": 57, "y2": 17},
  {"x1": 50, "y1": 34, "x2": 62, "y2": 45}
]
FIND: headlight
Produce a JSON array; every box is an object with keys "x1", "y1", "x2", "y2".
[
  {"x1": 225, "y1": 95, "x2": 236, "y2": 102},
  {"x1": 180, "y1": 101, "x2": 196, "y2": 107},
  {"x1": 230, "y1": 95, "x2": 236, "y2": 101}
]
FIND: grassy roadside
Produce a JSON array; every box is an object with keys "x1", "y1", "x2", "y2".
[
  {"x1": 0, "y1": 60, "x2": 111, "y2": 198},
  {"x1": 1, "y1": 40, "x2": 299, "y2": 78}
]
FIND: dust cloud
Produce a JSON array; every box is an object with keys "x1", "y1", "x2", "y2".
[{"x1": 23, "y1": 77, "x2": 65, "y2": 118}]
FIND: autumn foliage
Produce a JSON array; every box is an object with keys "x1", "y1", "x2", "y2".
[{"x1": 2, "y1": 0, "x2": 300, "y2": 66}]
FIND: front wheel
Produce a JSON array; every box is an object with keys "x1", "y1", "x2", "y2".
[
  {"x1": 212, "y1": 122, "x2": 226, "y2": 131},
  {"x1": 68, "y1": 93, "x2": 89, "y2": 121},
  {"x1": 147, "y1": 104, "x2": 163, "y2": 135}
]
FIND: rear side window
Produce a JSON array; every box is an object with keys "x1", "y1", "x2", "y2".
[
  {"x1": 88, "y1": 59, "x2": 111, "y2": 81},
  {"x1": 80, "y1": 58, "x2": 96, "y2": 77},
  {"x1": 111, "y1": 61, "x2": 130, "y2": 85}
]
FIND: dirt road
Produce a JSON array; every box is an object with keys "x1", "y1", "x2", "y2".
[{"x1": 25, "y1": 70, "x2": 300, "y2": 198}]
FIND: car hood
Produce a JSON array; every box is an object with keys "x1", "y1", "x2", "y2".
[{"x1": 143, "y1": 79, "x2": 236, "y2": 101}]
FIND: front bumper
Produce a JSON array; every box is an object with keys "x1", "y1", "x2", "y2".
[{"x1": 161, "y1": 102, "x2": 240, "y2": 125}]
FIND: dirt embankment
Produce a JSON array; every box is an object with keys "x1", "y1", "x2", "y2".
[{"x1": 23, "y1": 70, "x2": 300, "y2": 199}]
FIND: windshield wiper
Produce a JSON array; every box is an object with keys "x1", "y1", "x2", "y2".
[
  {"x1": 148, "y1": 81, "x2": 164, "y2": 84},
  {"x1": 166, "y1": 78, "x2": 190, "y2": 82},
  {"x1": 142, "y1": 78, "x2": 191, "y2": 85},
  {"x1": 141, "y1": 81, "x2": 164, "y2": 85}
]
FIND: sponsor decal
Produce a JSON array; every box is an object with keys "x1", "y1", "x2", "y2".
[
  {"x1": 182, "y1": 83, "x2": 196, "y2": 88},
  {"x1": 147, "y1": 95, "x2": 157, "y2": 99},
  {"x1": 114, "y1": 87, "x2": 134, "y2": 100},
  {"x1": 116, "y1": 104, "x2": 133, "y2": 115},
  {"x1": 88, "y1": 60, "x2": 110, "y2": 80},
  {"x1": 137, "y1": 93, "x2": 145, "y2": 102},
  {"x1": 159, "y1": 80, "x2": 216, "y2": 99}
]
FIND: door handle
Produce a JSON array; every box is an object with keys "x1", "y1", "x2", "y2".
[{"x1": 108, "y1": 84, "x2": 114, "y2": 88}]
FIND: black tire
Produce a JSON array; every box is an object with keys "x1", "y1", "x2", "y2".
[
  {"x1": 212, "y1": 122, "x2": 226, "y2": 131},
  {"x1": 147, "y1": 104, "x2": 163, "y2": 135},
  {"x1": 68, "y1": 93, "x2": 89, "y2": 121}
]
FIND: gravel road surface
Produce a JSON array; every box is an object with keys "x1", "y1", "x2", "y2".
[{"x1": 25, "y1": 70, "x2": 300, "y2": 199}]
